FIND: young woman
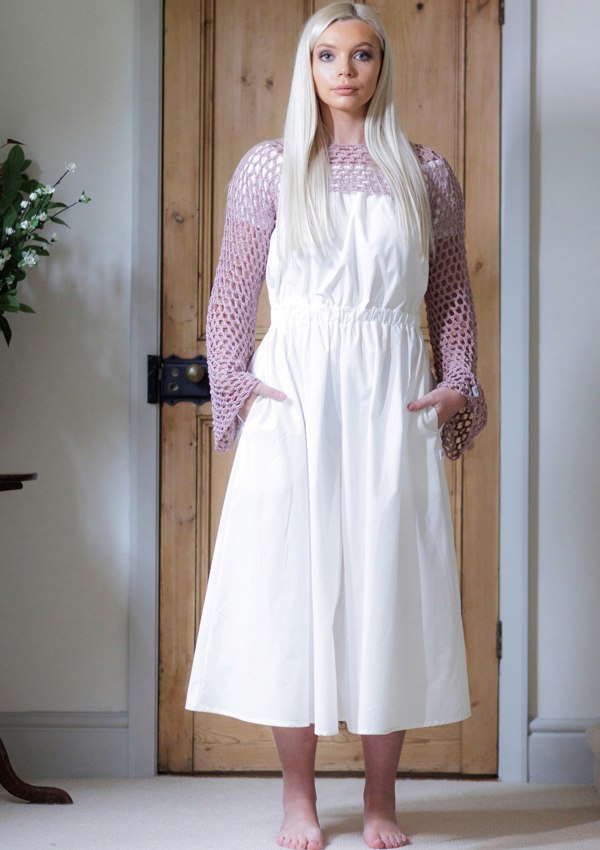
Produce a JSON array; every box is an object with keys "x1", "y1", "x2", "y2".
[{"x1": 186, "y1": 3, "x2": 487, "y2": 848}]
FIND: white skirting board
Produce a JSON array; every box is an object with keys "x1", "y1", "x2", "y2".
[
  {"x1": 3, "y1": 711, "x2": 597, "y2": 783},
  {"x1": 529, "y1": 717, "x2": 600, "y2": 784},
  {"x1": 0, "y1": 712, "x2": 128, "y2": 779}
]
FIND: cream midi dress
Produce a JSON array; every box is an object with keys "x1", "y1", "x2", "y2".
[{"x1": 185, "y1": 141, "x2": 476, "y2": 736}]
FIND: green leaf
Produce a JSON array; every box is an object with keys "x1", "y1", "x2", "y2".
[
  {"x1": 0, "y1": 313, "x2": 12, "y2": 346},
  {"x1": 0, "y1": 291, "x2": 20, "y2": 312},
  {"x1": 0, "y1": 190, "x2": 21, "y2": 217},
  {"x1": 2, "y1": 208, "x2": 18, "y2": 228},
  {"x1": 50, "y1": 216, "x2": 69, "y2": 227},
  {"x1": 18, "y1": 302, "x2": 35, "y2": 314},
  {"x1": 5, "y1": 144, "x2": 25, "y2": 172},
  {"x1": 36, "y1": 248, "x2": 49, "y2": 256}
]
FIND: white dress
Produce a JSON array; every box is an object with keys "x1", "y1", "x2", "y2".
[{"x1": 185, "y1": 141, "x2": 473, "y2": 736}]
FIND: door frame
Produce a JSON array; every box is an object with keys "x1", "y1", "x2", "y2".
[{"x1": 127, "y1": 0, "x2": 531, "y2": 780}]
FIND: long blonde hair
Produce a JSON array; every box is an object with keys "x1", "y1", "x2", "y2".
[{"x1": 277, "y1": 2, "x2": 432, "y2": 258}]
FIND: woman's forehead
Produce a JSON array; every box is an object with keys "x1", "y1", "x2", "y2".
[{"x1": 314, "y1": 18, "x2": 378, "y2": 47}]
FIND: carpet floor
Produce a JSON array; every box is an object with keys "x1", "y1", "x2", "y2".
[{"x1": 1, "y1": 776, "x2": 599, "y2": 850}]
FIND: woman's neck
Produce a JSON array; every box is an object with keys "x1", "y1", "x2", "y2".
[{"x1": 320, "y1": 105, "x2": 366, "y2": 145}]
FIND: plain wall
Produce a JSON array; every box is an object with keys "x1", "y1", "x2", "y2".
[
  {"x1": 0, "y1": 0, "x2": 135, "y2": 712},
  {"x1": 530, "y1": 0, "x2": 600, "y2": 721}
]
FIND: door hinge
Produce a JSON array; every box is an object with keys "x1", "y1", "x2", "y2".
[
  {"x1": 496, "y1": 620, "x2": 503, "y2": 659},
  {"x1": 499, "y1": 0, "x2": 505, "y2": 26},
  {"x1": 147, "y1": 354, "x2": 211, "y2": 405}
]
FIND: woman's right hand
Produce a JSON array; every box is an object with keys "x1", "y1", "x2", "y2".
[{"x1": 238, "y1": 381, "x2": 287, "y2": 421}]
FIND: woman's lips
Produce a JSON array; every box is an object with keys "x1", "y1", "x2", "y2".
[{"x1": 333, "y1": 86, "x2": 357, "y2": 94}]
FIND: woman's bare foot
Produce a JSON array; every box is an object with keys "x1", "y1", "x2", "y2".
[
  {"x1": 271, "y1": 725, "x2": 324, "y2": 849},
  {"x1": 361, "y1": 730, "x2": 408, "y2": 848},
  {"x1": 276, "y1": 793, "x2": 325, "y2": 849},
  {"x1": 363, "y1": 794, "x2": 409, "y2": 848}
]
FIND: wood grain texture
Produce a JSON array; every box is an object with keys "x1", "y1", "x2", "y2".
[
  {"x1": 374, "y1": 0, "x2": 464, "y2": 167},
  {"x1": 159, "y1": 406, "x2": 198, "y2": 772},
  {"x1": 159, "y1": 0, "x2": 202, "y2": 772},
  {"x1": 460, "y1": 0, "x2": 501, "y2": 775}
]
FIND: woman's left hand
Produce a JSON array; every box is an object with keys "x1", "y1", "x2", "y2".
[{"x1": 407, "y1": 387, "x2": 467, "y2": 427}]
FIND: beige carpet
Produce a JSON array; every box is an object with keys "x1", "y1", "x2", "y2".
[{"x1": 1, "y1": 776, "x2": 599, "y2": 850}]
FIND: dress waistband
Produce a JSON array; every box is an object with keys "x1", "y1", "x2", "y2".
[{"x1": 270, "y1": 301, "x2": 420, "y2": 329}]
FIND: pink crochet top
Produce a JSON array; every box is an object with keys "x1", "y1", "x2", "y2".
[{"x1": 206, "y1": 140, "x2": 487, "y2": 459}]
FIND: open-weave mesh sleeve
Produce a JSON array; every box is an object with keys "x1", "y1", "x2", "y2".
[
  {"x1": 206, "y1": 141, "x2": 280, "y2": 451},
  {"x1": 418, "y1": 146, "x2": 488, "y2": 460}
]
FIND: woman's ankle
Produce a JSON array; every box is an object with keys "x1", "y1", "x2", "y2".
[
  {"x1": 283, "y1": 783, "x2": 318, "y2": 805},
  {"x1": 363, "y1": 786, "x2": 396, "y2": 810}
]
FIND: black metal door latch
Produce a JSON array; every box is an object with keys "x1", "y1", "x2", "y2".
[{"x1": 147, "y1": 354, "x2": 211, "y2": 405}]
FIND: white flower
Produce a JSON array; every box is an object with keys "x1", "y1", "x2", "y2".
[
  {"x1": 5, "y1": 227, "x2": 15, "y2": 236},
  {"x1": 20, "y1": 220, "x2": 30, "y2": 230},
  {"x1": 2, "y1": 248, "x2": 11, "y2": 259},
  {"x1": 20, "y1": 200, "x2": 28, "y2": 209},
  {"x1": 29, "y1": 191, "x2": 38, "y2": 201},
  {"x1": 18, "y1": 249, "x2": 37, "y2": 268},
  {"x1": 50, "y1": 233, "x2": 59, "y2": 243},
  {"x1": 38, "y1": 212, "x2": 47, "y2": 222},
  {"x1": 65, "y1": 162, "x2": 76, "y2": 173},
  {"x1": 41, "y1": 184, "x2": 55, "y2": 195},
  {"x1": 78, "y1": 191, "x2": 91, "y2": 204}
]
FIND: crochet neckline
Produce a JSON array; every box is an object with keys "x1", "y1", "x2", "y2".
[{"x1": 328, "y1": 142, "x2": 368, "y2": 148}]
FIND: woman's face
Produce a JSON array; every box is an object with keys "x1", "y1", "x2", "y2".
[{"x1": 311, "y1": 19, "x2": 382, "y2": 122}]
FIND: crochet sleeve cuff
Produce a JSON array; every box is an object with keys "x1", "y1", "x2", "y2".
[
  {"x1": 421, "y1": 150, "x2": 488, "y2": 460},
  {"x1": 206, "y1": 141, "x2": 280, "y2": 452}
]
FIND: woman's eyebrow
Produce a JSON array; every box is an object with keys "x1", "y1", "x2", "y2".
[{"x1": 314, "y1": 40, "x2": 376, "y2": 50}]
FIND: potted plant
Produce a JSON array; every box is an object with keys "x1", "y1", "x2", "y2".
[{"x1": 0, "y1": 139, "x2": 91, "y2": 345}]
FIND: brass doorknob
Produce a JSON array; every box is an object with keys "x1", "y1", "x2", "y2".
[{"x1": 185, "y1": 363, "x2": 205, "y2": 384}]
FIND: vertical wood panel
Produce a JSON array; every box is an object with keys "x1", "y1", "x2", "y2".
[
  {"x1": 212, "y1": 0, "x2": 306, "y2": 334},
  {"x1": 162, "y1": 0, "x2": 200, "y2": 356},
  {"x1": 199, "y1": 0, "x2": 215, "y2": 340},
  {"x1": 374, "y1": 0, "x2": 464, "y2": 167},
  {"x1": 461, "y1": 0, "x2": 501, "y2": 774},
  {"x1": 159, "y1": 405, "x2": 198, "y2": 772},
  {"x1": 159, "y1": 0, "x2": 201, "y2": 772}
]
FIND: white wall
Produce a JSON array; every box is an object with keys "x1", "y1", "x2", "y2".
[
  {"x1": 0, "y1": 0, "x2": 135, "y2": 714},
  {"x1": 528, "y1": 0, "x2": 600, "y2": 780}
]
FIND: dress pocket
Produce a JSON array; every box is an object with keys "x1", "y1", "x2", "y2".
[
  {"x1": 417, "y1": 405, "x2": 442, "y2": 436},
  {"x1": 237, "y1": 394, "x2": 265, "y2": 433}
]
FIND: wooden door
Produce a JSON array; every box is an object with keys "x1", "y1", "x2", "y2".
[{"x1": 159, "y1": 0, "x2": 500, "y2": 775}]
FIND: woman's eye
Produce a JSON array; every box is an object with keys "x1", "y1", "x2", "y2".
[
  {"x1": 318, "y1": 51, "x2": 334, "y2": 61},
  {"x1": 355, "y1": 51, "x2": 372, "y2": 61}
]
